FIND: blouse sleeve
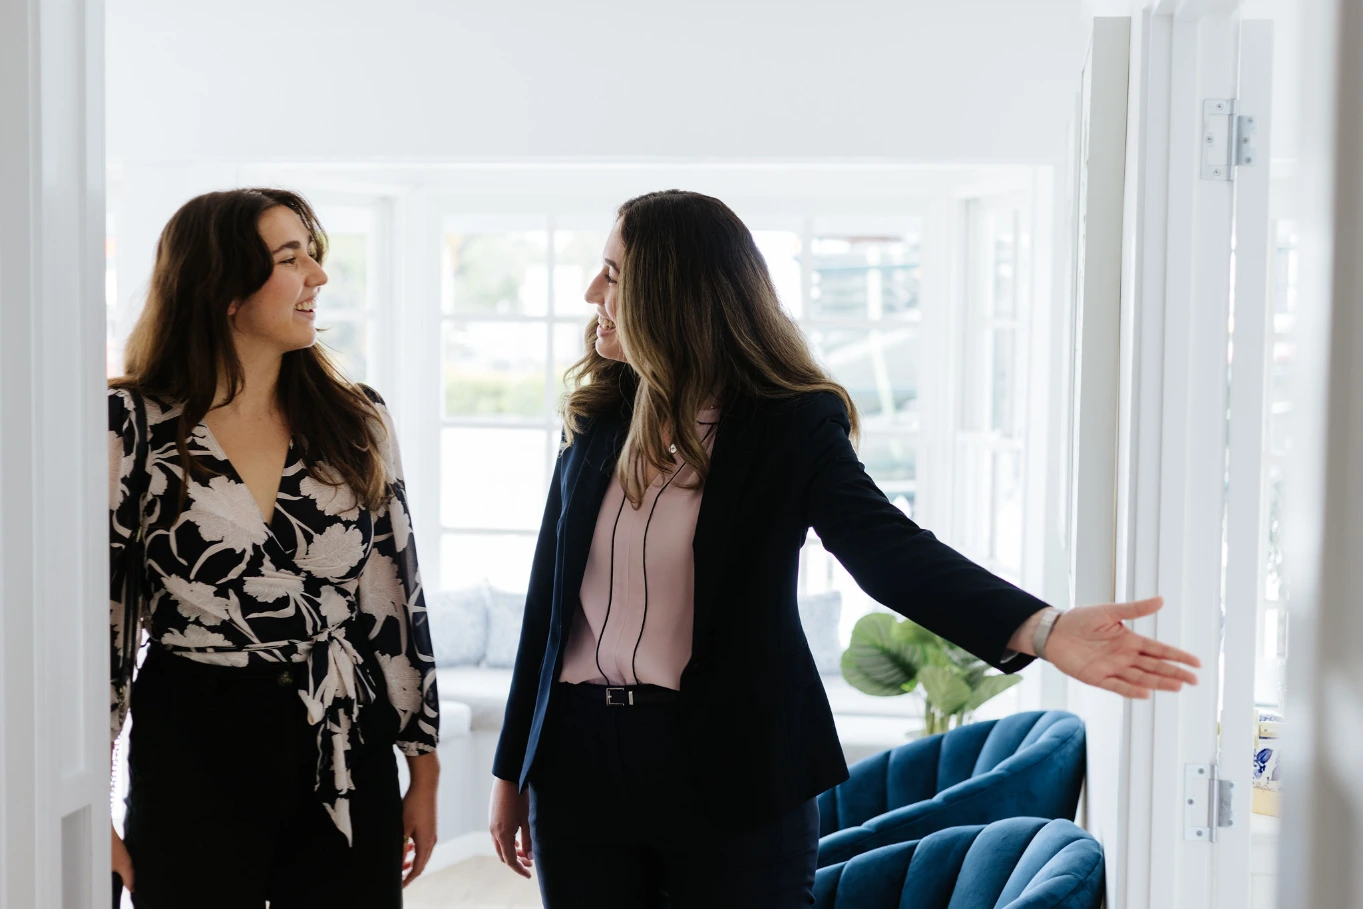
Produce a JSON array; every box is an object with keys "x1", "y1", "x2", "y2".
[
  {"x1": 355, "y1": 389, "x2": 440, "y2": 755},
  {"x1": 108, "y1": 389, "x2": 141, "y2": 742}
]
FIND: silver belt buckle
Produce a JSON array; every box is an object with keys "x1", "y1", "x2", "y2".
[{"x1": 605, "y1": 687, "x2": 633, "y2": 707}]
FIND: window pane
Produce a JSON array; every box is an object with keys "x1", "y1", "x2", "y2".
[
  {"x1": 321, "y1": 318, "x2": 370, "y2": 384},
  {"x1": 441, "y1": 532, "x2": 538, "y2": 592},
  {"x1": 443, "y1": 321, "x2": 548, "y2": 419},
  {"x1": 554, "y1": 321, "x2": 591, "y2": 400},
  {"x1": 809, "y1": 231, "x2": 921, "y2": 321},
  {"x1": 988, "y1": 209, "x2": 1019, "y2": 319},
  {"x1": 808, "y1": 327, "x2": 918, "y2": 429},
  {"x1": 957, "y1": 444, "x2": 993, "y2": 564},
  {"x1": 441, "y1": 427, "x2": 549, "y2": 530},
  {"x1": 992, "y1": 448, "x2": 1023, "y2": 576},
  {"x1": 324, "y1": 232, "x2": 369, "y2": 314},
  {"x1": 753, "y1": 231, "x2": 803, "y2": 319},
  {"x1": 553, "y1": 231, "x2": 607, "y2": 316},
  {"x1": 443, "y1": 231, "x2": 549, "y2": 315},
  {"x1": 991, "y1": 326, "x2": 1018, "y2": 435},
  {"x1": 859, "y1": 435, "x2": 916, "y2": 518}
]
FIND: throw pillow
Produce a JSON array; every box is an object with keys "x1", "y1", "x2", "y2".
[
  {"x1": 484, "y1": 586, "x2": 527, "y2": 669},
  {"x1": 427, "y1": 587, "x2": 488, "y2": 668}
]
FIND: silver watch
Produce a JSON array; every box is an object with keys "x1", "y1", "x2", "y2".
[{"x1": 1033, "y1": 607, "x2": 1063, "y2": 662}]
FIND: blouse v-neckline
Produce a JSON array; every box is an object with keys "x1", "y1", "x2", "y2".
[{"x1": 197, "y1": 420, "x2": 296, "y2": 529}]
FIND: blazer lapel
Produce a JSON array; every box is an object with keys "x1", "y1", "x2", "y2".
[
  {"x1": 692, "y1": 400, "x2": 764, "y2": 651},
  {"x1": 557, "y1": 415, "x2": 624, "y2": 624}
]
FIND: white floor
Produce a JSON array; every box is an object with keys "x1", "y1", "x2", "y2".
[{"x1": 404, "y1": 857, "x2": 542, "y2": 909}]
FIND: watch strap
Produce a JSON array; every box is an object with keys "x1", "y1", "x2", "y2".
[{"x1": 1033, "y1": 607, "x2": 1063, "y2": 662}]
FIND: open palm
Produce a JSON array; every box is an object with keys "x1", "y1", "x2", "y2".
[{"x1": 1046, "y1": 597, "x2": 1201, "y2": 698}]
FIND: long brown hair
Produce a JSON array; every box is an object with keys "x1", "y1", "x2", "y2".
[
  {"x1": 110, "y1": 188, "x2": 389, "y2": 511},
  {"x1": 562, "y1": 190, "x2": 859, "y2": 506}
]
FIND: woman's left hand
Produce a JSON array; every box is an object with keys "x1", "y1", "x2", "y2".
[
  {"x1": 402, "y1": 752, "x2": 440, "y2": 888},
  {"x1": 1040, "y1": 597, "x2": 1201, "y2": 698}
]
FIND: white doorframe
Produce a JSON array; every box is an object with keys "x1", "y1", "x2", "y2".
[
  {"x1": 1112, "y1": 12, "x2": 1170, "y2": 909},
  {"x1": 1064, "y1": 16, "x2": 1132, "y2": 903},
  {"x1": 1217, "y1": 20, "x2": 1275, "y2": 909},
  {"x1": 0, "y1": 0, "x2": 109, "y2": 906}
]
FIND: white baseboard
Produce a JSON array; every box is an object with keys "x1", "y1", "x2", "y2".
[{"x1": 426, "y1": 830, "x2": 499, "y2": 875}]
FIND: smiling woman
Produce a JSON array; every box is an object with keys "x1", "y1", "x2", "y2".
[{"x1": 107, "y1": 188, "x2": 441, "y2": 907}]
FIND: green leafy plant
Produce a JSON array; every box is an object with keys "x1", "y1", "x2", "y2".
[{"x1": 841, "y1": 613, "x2": 1022, "y2": 736}]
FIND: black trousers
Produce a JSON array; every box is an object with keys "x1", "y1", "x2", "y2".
[
  {"x1": 529, "y1": 682, "x2": 820, "y2": 909},
  {"x1": 122, "y1": 646, "x2": 404, "y2": 909}
]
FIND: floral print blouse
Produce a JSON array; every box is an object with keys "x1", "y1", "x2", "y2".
[{"x1": 108, "y1": 386, "x2": 439, "y2": 843}]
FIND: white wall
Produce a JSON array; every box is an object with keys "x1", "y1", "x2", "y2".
[{"x1": 106, "y1": 0, "x2": 1085, "y2": 165}]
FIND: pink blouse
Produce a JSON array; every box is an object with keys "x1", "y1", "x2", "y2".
[{"x1": 558, "y1": 408, "x2": 721, "y2": 690}]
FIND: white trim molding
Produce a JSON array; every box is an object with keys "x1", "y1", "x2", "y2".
[{"x1": 0, "y1": 0, "x2": 108, "y2": 906}]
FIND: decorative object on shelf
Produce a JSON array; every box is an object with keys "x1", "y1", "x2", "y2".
[
  {"x1": 840, "y1": 612, "x2": 1021, "y2": 735},
  {"x1": 1252, "y1": 709, "x2": 1283, "y2": 817}
]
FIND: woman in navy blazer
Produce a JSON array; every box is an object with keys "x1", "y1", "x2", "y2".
[{"x1": 488, "y1": 191, "x2": 1199, "y2": 908}]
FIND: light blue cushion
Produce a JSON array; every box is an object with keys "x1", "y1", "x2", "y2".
[
  {"x1": 484, "y1": 586, "x2": 526, "y2": 669},
  {"x1": 428, "y1": 587, "x2": 487, "y2": 668}
]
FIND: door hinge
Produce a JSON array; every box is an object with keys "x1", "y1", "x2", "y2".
[
  {"x1": 1185, "y1": 763, "x2": 1236, "y2": 841},
  {"x1": 1202, "y1": 99, "x2": 1258, "y2": 181}
]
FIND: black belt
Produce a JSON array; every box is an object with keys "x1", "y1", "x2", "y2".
[{"x1": 556, "y1": 681, "x2": 680, "y2": 707}]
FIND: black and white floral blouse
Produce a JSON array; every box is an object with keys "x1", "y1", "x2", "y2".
[{"x1": 108, "y1": 386, "x2": 439, "y2": 843}]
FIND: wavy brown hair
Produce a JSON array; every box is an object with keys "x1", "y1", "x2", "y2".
[
  {"x1": 562, "y1": 190, "x2": 859, "y2": 506},
  {"x1": 110, "y1": 188, "x2": 389, "y2": 512}
]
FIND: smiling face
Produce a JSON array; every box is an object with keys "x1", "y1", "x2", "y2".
[
  {"x1": 583, "y1": 218, "x2": 626, "y2": 362},
  {"x1": 226, "y1": 205, "x2": 328, "y2": 356}
]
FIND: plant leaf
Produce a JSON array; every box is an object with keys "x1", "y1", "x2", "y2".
[
  {"x1": 962, "y1": 673, "x2": 1024, "y2": 714},
  {"x1": 918, "y1": 664, "x2": 973, "y2": 717},
  {"x1": 841, "y1": 613, "x2": 921, "y2": 697}
]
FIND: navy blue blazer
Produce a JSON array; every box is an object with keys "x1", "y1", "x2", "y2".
[{"x1": 491, "y1": 391, "x2": 1047, "y2": 825}]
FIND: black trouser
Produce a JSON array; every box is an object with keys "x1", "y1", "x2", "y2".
[
  {"x1": 529, "y1": 682, "x2": 820, "y2": 908},
  {"x1": 122, "y1": 646, "x2": 403, "y2": 909}
]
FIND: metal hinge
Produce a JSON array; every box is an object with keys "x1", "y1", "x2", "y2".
[
  {"x1": 1185, "y1": 763, "x2": 1236, "y2": 840},
  {"x1": 1202, "y1": 99, "x2": 1257, "y2": 180}
]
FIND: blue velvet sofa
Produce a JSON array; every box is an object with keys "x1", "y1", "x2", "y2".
[
  {"x1": 817, "y1": 710, "x2": 1084, "y2": 867},
  {"x1": 814, "y1": 817, "x2": 1104, "y2": 909}
]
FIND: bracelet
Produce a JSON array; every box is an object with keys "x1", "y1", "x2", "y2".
[{"x1": 1033, "y1": 608, "x2": 1063, "y2": 662}]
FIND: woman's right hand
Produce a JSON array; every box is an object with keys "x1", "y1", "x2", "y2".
[
  {"x1": 112, "y1": 824, "x2": 135, "y2": 893},
  {"x1": 488, "y1": 778, "x2": 533, "y2": 878}
]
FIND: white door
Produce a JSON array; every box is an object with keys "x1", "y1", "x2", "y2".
[{"x1": 1151, "y1": 14, "x2": 1278, "y2": 909}]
